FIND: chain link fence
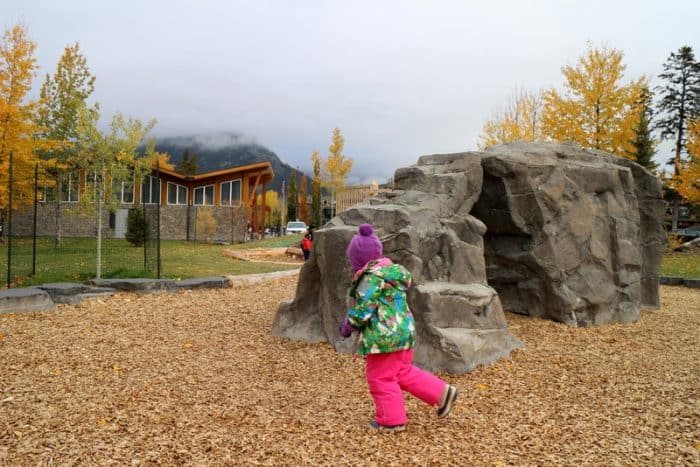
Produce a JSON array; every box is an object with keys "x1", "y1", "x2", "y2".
[{"x1": 1, "y1": 154, "x2": 160, "y2": 288}]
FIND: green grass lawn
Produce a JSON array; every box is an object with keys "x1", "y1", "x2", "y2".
[
  {"x1": 159, "y1": 236, "x2": 302, "y2": 280},
  {"x1": 1, "y1": 235, "x2": 303, "y2": 287},
  {"x1": 660, "y1": 252, "x2": 700, "y2": 278},
  {"x1": 2, "y1": 234, "x2": 697, "y2": 288}
]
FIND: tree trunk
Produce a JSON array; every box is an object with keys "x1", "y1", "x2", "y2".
[
  {"x1": 54, "y1": 175, "x2": 63, "y2": 248},
  {"x1": 95, "y1": 171, "x2": 103, "y2": 279},
  {"x1": 671, "y1": 197, "x2": 680, "y2": 232}
]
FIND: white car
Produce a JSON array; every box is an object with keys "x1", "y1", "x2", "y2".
[{"x1": 286, "y1": 221, "x2": 307, "y2": 235}]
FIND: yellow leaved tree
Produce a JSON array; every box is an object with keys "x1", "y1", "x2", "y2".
[
  {"x1": 74, "y1": 106, "x2": 162, "y2": 277},
  {"x1": 324, "y1": 128, "x2": 353, "y2": 218},
  {"x1": 0, "y1": 24, "x2": 58, "y2": 230},
  {"x1": 540, "y1": 44, "x2": 646, "y2": 157},
  {"x1": 36, "y1": 42, "x2": 97, "y2": 246},
  {"x1": 256, "y1": 189, "x2": 282, "y2": 230},
  {"x1": 256, "y1": 189, "x2": 280, "y2": 211},
  {"x1": 677, "y1": 118, "x2": 700, "y2": 204},
  {"x1": 479, "y1": 89, "x2": 544, "y2": 148}
]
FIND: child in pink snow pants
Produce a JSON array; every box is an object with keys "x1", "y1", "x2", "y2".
[{"x1": 339, "y1": 224, "x2": 459, "y2": 431}]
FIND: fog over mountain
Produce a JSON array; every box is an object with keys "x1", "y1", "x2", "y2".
[
  {"x1": 154, "y1": 132, "x2": 386, "y2": 193},
  {"x1": 154, "y1": 133, "x2": 302, "y2": 194}
]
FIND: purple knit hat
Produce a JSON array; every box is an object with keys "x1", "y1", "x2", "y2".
[{"x1": 346, "y1": 224, "x2": 383, "y2": 272}]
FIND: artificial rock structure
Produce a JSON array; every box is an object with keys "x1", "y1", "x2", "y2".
[{"x1": 272, "y1": 142, "x2": 665, "y2": 374}]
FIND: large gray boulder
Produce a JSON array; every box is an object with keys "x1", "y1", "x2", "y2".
[
  {"x1": 472, "y1": 142, "x2": 664, "y2": 326},
  {"x1": 273, "y1": 152, "x2": 522, "y2": 374},
  {"x1": 272, "y1": 142, "x2": 663, "y2": 372}
]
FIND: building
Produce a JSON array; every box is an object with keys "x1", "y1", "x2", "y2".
[
  {"x1": 11, "y1": 161, "x2": 275, "y2": 243},
  {"x1": 335, "y1": 182, "x2": 381, "y2": 214}
]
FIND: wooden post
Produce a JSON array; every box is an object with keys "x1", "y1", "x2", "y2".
[{"x1": 261, "y1": 183, "x2": 267, "y2": 238}]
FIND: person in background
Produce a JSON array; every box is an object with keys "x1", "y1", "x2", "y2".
[
  {"x1": 301, "y1": 225, "x2": 314, "y2": 261},
  {"x1": 339, "y1": 223, "x2": 459, "y2": 432}
]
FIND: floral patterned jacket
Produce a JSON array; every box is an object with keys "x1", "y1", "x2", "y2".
[{"x1": 346, "y1": 258, "x2": 415, "y2": 355}]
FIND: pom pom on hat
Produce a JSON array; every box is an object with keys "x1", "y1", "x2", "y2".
[{"x1": 347, "y1": 223, "x2": 383, "y2": 272}]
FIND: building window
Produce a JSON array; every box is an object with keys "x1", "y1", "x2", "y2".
[
  {"x1": 84, "y1": 172, "x2": 107, "y2": 203},
  {"x1": 141, "y1": 175, "x2": 161, "y2": 204},
  {"x1": 60, "y1": 173, "x2": 79, "y2": 203},
  {"x1": 167, "y1": 182, "x2": 188, "y2": 205},
  {"x1": 220, "y1": 179, "x2": 241, "y2": 206},
  {"x1": 194, "y1": 184, "x2": 214, "y2": 206},
  {"x1": 113, "y1": 180, "x2": 134, "y2": 204}
]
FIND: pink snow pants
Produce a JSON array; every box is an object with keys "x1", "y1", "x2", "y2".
[{"x1": 365, "y1": 348, "x2": 447, "y2": 426}]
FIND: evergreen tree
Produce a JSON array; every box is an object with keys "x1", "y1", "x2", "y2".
[
  {"x1": 629, "y1": 86, "x2": 657, "y2": 171},
  {"x1": 287, "y1": 170, "x2": 297, "y2": 222},
  {"x1": 125, "y1": 204, "x2": 148, "y2": 246},
  {"x1": 654, "y1": 45, "x2": 700, "y2": 230},
  {"x1": 176, "y1": 149, "x2": 199, "y2": 176}
]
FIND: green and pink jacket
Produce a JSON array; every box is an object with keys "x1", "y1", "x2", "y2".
[{"x1": 346, "y1": 258, "x2": 415, "y2": 356}]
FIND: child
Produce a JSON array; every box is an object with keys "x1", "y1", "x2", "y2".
[
  {"x1": 301, "y1": 226, "x2": 314, "y2": 261},
  {"x1": 301, "y1": 233, "x2": 312, "y2": 261},
  {"x1": 339, "y1": 223, "x2": 459, "y2": 431}
]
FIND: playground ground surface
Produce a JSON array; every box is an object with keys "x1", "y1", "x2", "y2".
[{"x1": 0, "y1": 278, "x2": 698, "y2": 465}]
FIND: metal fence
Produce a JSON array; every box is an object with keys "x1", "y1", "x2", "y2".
[{"x1": 1, "y1": 153, "x2": 161, "y2": 288}]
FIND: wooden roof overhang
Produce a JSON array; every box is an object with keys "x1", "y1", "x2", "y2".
[{"x1": 157, "y1": 161, "x2": 274, "y2": 185}]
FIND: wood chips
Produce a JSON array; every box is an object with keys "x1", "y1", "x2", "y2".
[{"x1": 0, "y1": 279, "x2": 698, "y2": 465}]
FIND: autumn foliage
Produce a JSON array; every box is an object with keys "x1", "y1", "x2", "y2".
[
  {"x1": 480, "y1": 44, "x2": 646, "y2": 159},
  {"x1": 0, "y1": 25, "x2": 58, "y2": 212},
  {"x1": 677, "y1": 119, "x2": 700, "y2": 204},
  {"x1": 540, "y1": 45, "x2": 646, "y2": 158}
]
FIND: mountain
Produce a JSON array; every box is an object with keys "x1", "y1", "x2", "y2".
[{"x1": 153, "y1": 133, "x2": 303, "y2": 194}]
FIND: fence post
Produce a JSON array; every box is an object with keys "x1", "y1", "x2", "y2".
[
  {"x1": 32, "y1": 163, "x2": 38, "y2": 276},
  {"x1": 7, "y1": 151, "x2": 13, "y2": 288},
  {"x1": 156, "y1": 159, "x2": 161, "y2": 278}
]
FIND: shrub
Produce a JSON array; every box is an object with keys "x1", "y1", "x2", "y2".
[
  {"x1": 126, "y1": 205, "x2": 148, "y2": 246},
  {"x1": 196, "y1": 208, "x2": 217, "y2": 243}
]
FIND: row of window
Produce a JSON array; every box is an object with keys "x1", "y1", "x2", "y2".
[{"x1": 56, "y1": 174, "x2": 242, "y2": 206}]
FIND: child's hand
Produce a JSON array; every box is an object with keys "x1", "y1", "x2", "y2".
[{"x1": 339, "y1": 317, "x2": 355, "y2": 338}]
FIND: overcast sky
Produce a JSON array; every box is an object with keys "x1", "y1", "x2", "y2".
[{"x1": 6, "y1": 0, "x2": 700, "y2": 183}]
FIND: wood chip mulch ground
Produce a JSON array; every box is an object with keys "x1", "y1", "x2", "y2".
[{"x1": 0, "y1": 279, "x2": 698, "y2": 465}]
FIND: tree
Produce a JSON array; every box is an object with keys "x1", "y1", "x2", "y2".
[
  {"x1": 298, "y1": 174, "x2": 308, "y2": 223},
  {"x1": 654, "y1": 46, "x2": 700, "y2": 230},
  {"x1": 287, "y1": 169, "x2": 297, "y2": 222},
  {"x1": 0, "y1": 24, "x2": 56, "y2": 237},
  {"x1": 36, "y1": 42, "x2": 97, "y2": 246},
  {"x1": 628, "y1": 86, "x2": 658, "y2": 171},
  {"x1": 311, "y1": 150, "x2": 322, "y2": 227},
  {"x1": 125, "y1": 204, "x2": 147, "y2": 246},
  {"x1": 540, "y1": 44, "x2": 645, "y2": 157},
  {"x1": 176, "y1": 149, "x2": 199, "y2": 176},
  {"x1": 479, "y1": 89, "x2": 544, "y2": 148},
  {"x1": 325, "y1": 127, "x2": 353, "y2": 218},
  {"x1": 196, "y1": 208, "x2": 217, "y2": 243},
  {"x1": 256, "y1": 190, "x2": 281, "y2": 230},
  {"x1": 74, "y1": 106, "x2": 158, "y2": 278},
  {"x1": 677, "y1": 118, "x2": 700, "y2": 204}
]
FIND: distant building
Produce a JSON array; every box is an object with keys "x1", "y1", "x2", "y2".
[
  {"x1": 335, "y1": 181, "x2": 393, "y2": 215},
  {"x1": 12, "y1": 161, "x2": 274, "y2": 243}
]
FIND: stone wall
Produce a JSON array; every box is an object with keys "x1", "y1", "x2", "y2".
[
  {"x1": 10, "y1": 203, "x2": 247, "y2": 243},
  {"x1": 10, "y1": 203, "x2": 114, "y2": 238}
]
